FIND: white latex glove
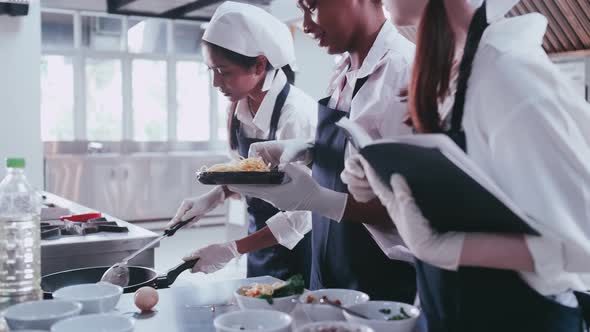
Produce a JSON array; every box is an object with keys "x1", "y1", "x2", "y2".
[
  {"x1": 340, "y1": 154, "x2": 377, "y2": 203},
  {"x1": 248, "y1": 139, "x2": 314, "y2": 167},
  {"x1": 167, "y1": 186, "x2": 225, "y2": 228},
  {"x1": 228, "y1": 163, "x2": 348, "y2": 222},
  {"x1": 359, "y1": 158, "x2": 464, "y2": 271},
  {"x1": 183, "y1": 241, "x2": 240, "y2": 274}
]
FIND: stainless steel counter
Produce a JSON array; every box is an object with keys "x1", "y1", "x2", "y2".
[
  {"x1": 114, "y1": 276, "x2": 314, "y2": 332},
  {"x1": 41, "y1": 192, "x2": 159, "y2": 275}
]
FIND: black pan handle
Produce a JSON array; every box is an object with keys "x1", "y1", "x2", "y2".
[
  {"x1": 165, "y1": 258, "x2": 199, "y2": 286},
  {"x1": 164, "y1": 216, "x2": 196, "y2": 237}
]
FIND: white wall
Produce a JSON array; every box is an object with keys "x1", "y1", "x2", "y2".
[
  {"x1": 270, "y1": 0, "x2": 301, "y2": 24},
  {"x1": 0, "y1": 1, "x2": 43, "y2": 188},
  {"x1": 292, "y1": 28, "x2": 335, "y2": 101}
]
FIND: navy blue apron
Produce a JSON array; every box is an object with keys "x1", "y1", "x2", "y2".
[
  {"x1": 309, "y1": 77, "x2": 417, "y2": 303},
  {"x1": 414, "y1": 109, "x2": 584, "y2": 332},
  {"x1": 234, "y1": 82, "x2": 312, "y2": 287}
]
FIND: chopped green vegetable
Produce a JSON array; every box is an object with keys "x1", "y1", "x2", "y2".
[
  {"x1": 257, "y1": 293, "x2": 274, "y2": 305},
  {"x1": 386, "y1": 307, "x2": 412, "y2": 321},
  {"x1": 379, "y1": 308, "x2": 392, "y2": 315},
  {"x1": 256, "y1": 275, "x2": 305, "y2": 304}
]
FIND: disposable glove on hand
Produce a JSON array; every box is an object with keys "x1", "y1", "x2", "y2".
[
  {"x1": 182, "y1": 241, "x2": 240, "y2": 274},
  {"x1": 248, "y1": 139, "x2": 314, "y2": 167},
  {"x1": 340, "y1": 154, "x2": 377, "y2": 203},
  {"x1": 167, "y1": 186, "x2": 225, "y2": 228},
  {"x1": 359, "y1": 159, "x2": 465, "y2": 271},
  {"x1": 228, "y1": 163, "x2": 348, "y2": 221}
]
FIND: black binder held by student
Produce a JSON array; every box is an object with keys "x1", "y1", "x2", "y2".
[{"x1": 335, "y1": 117, "x2": 539, "y2": 236}]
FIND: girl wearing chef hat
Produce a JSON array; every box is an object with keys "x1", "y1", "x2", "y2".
[
  {"x1": 343, "y1": 0, "x2": 590, "y2": 330},
  {"x1": 168, "y1": 1, "x2": 317, "y2": 285}
]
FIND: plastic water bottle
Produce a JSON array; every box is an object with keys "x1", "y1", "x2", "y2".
[{"x1": 0, "y1": 158, "x2": 42, "y2": 311}]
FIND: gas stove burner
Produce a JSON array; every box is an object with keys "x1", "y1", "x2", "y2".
[{"x1": 41, "y1": 220, "x2": 129, "y2": 240}]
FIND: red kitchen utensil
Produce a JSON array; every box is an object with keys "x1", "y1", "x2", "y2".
[{"x1": 59, "y1": 212, "x2": 102, "y2": 222}]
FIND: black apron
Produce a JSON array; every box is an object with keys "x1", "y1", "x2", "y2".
[
  {"x1": 234, "y1": 82, "x2": 312, "y2": 287},
  {"x1": 309, "y1": 77, "x2": 417, "y2": 303},
  {"x1": 415, "y1": 107, "x2": 584, "y2": 332}
]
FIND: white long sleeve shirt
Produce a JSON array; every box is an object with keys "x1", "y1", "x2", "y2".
[
  {"x1": 261, "y1": 21, "x2": 418, "y2": 255},
  {"x1": 231, "y1": 70, "x2": 317, "y2": 250},
  {"x1": 463, "y1": 5, "x2": 590, "y2": 296},
  {"x1": 328, "y1": 21, "x2": 416, "y2": 261}
]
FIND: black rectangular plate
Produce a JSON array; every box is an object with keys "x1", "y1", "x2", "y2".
[{"x1": 196, "y1": 171, "x2": 285, "y2": 185}]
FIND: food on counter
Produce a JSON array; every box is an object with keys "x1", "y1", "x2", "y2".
[
  {"x1": 134, "y1": 286, "x2": 159, "y2": 312},
  {"x1": 309, "y1": 327, "x2": 361, "y2": 332},
  {"x1": 379, "y1": 307, "x2": 412, "y2": 321},
  {"x1": 305, "y1": 295, "x2": 342, "y2": 306},
  {"x1": 238, "y1": 274, "x2": 305, "y2": 304},
  {"x1": 201, "y1": 157, "x2": 271, "y2": 172}
]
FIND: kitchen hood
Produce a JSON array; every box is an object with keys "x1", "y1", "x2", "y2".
[{"x1": 107, "y1": 0, "x2": 273, "y2": 21}]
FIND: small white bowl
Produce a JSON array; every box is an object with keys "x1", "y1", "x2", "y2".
[
  {"x1": 234, "y1": 288, "x2": 298, "y2": 313},
  {"x1": 53, "y1": 282, "x2": 123, "y2": 314},
  {"x1": 296, "y1": 321, "x2": 375, "y2": 332},
  {"x1": 3, "y1": 300, "x2": 82, "y2": 330},
  {"x1": 299, "y1": 289, "x2": 370, "y2": 322},
  {"x1": 343, "y1": 301, "x2": 420, "y2": 332},
  {"x1": 214, "y1": 309, "x2": 292, "y2": 332},
  {"x1": 50, "y1": 313, "x2": 134, "y2": 332}
]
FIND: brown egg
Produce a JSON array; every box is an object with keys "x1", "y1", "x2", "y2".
[{"x1": 134, "y1": 286, "x2": 159, "y2": 312}]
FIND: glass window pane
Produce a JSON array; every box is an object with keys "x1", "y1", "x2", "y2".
[
  {"x1": 132, "y1": 60, "x2": 167, "y2": 141},
  {"x1": 41, "y1": 56, "x2": 74, "y2": 141},
  {"x1": 81, "y1": 15, "x2": 122, "y2": 51},
  {"x1": 41, "y1": 12, "x2": 74, "y2": 49},
  {"x1": 176, "y1": 61, "x2": 210, "y2": 141},
  {"x1": 173, "y1": 22, "x2": 204, "y2": 55},
  {"x1": 127, "y1": 18, "x2": 167, "y2": 54},
  {"x1": 86, "y1": 59, "x2": 123, "y2": 141},
  {"x1": 217, "y1": 90, "x2": 230, "y2": 141}
]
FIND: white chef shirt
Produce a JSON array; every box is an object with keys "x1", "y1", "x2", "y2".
[
  {"x1": 230, "y1": 70, "x2": 317, "y2": 250},
  {"x1": 327, "y1": 21, "x2": 417, "y2": 262},
  {"x1": 462, "y1": 9, "x2": 590, "y2": 296},
  {"x1": 327, "y1": 21, "x2": 415, "y2": 147}
]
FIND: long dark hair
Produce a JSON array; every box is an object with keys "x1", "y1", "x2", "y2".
[
  {"x1": 409, "y1": 0, "x2": 455, "y2": 133},
  {"x1": 409, "y1": 1, "x2": 488, "y2": 134},
  {"x1": 203, "y1": 42, "x2": 295, "y2": 150}
]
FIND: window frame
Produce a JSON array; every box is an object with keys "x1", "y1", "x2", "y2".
[{"x1": 41, "y1": 8, "x2": 223, "y2": 150}]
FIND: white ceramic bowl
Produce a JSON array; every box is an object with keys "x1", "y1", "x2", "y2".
[
  {"x1": 234, "y1": 288, "x2": 298, "y2": 313},
  {"x1": 299, "y1": 289, "x2": 370, "y2": 322},
  {"x1": 343, "y1": 301, "x2": 420, "y2": 332},
  {"x1": 50, "y1": 313, "x2": 134, "y2": 332},
  {"x1": 53, "y1": 282, "x2": 123, "y2": 314},
  {"x1": 3, "y1": 300, "x2": 82, "y2": 330},
  {"x1": 213, "y1": 309, "x2": 292, "y2": 332},
  {"x1": 296, "y1": 321, "x2": 375, "y2": 332}
]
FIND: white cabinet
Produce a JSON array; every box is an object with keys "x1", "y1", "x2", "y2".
[{"x1": 45, "y1": 153, "x2": 230, "y2": 221}]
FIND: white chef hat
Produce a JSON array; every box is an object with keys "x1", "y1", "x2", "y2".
[
  {"x1": 469, "y1": 0, "x2": 521, "y2": 23},
  {"x1": 203, "y1": 1, "x2": 296, "y2": 91}
]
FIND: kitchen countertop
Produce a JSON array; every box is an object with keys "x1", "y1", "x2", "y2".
[
  {"x1": 115, "y1": 276, "x2": 423, "y2": 332},
  {"x1": 41, "y1": 192, "x2": 159, "y2": 275},
  {"x1": 115, "y1": 276, "x2": 317, "y2": 332}
]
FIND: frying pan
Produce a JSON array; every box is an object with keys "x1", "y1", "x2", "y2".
[{"x1": 41, "y1": 259, "x2": 198, "y2": 299}]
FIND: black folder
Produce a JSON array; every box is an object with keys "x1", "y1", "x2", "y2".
[{"x1": 336, "y1": 118, "x2": 539, "y2": 235}]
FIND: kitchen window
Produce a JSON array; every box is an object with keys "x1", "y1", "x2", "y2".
[
  {"x1": 132, "y1": 59, "x2": 168, "y2": 141},
  {"x1": 41, "y1": 55, "x2": 75, "y2": 141},
  {"x1": 86, "y1": 58, "x2": 124, "y2": 141},
  {"x1": 40, "y1": 9, "x2": 225, "y2": 146},
  {"x1": 176, "y1": 61, "x2": 210, "y2": 141}
]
